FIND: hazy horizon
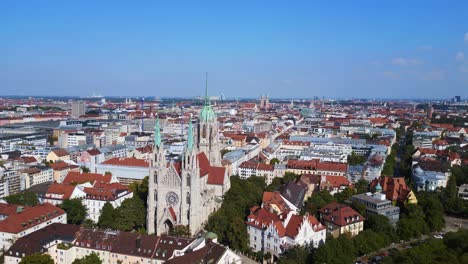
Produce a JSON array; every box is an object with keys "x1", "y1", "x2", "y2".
[{"x1": 2, "y1": 1, "x2": 468, "y2": 99}]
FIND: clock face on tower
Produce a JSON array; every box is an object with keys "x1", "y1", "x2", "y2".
[{"x1": 165, "y1": 191, "x2": 179, "y2": 206}]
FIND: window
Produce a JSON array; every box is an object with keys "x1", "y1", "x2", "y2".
[
  {"x1": 186, "y1": 192, "x2": 190, "y2": 204},
  {"x1": 186, "y1": 174, "x2": 191, "y2": 186}
]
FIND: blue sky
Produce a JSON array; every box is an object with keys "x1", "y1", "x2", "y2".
[{"x1": 1, "y1": 1, "x2": 468, "y2": 99}]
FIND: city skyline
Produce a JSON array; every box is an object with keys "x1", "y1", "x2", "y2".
[{"x1": 2, "y1": 1, "x2": 468, "y2": 98}]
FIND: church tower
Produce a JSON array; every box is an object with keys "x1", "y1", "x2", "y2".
[
  {"x1": 197, "y1": 74, "x2": 222, "y2": 166},
  {"x1": 147, "y1": 118, "x2": 166, "y2": 235},
  {"x1": 181, "y1": 120, "x2": 202, "y2": 231}
]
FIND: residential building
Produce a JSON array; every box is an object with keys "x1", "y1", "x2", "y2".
[
  {"x1": 370, "y1": 176, "x2": 418, "y2": 204},
  {"x1": 297, "y1": 174, "x2": 352, "y2": 199},
  {"x1": 78, "y1": 149, "x2": 104, "y2": 173},
  {"x1": 238, "y1": 161, "x2": 276, "y2": 184},
  {"x1": 49, "y1": 161, "x2": 80, "y2": 183},
  {"x1": 319, "y1": 202, "x2": 364, "y2": 238},
  {"x1": 351, "y1": 192, "x2": 400, "y2": 225},
  {"x1": 19, "y1": 166, "x2": 53, "y2": 190},
  {"x1": 83, "y1": 182, "x2": 133, "y2": 222},
  {"x1": 95, "y1": 157, "x2": 149, "y2": 185},
  {"x1": 43, "y1": 183, "x2": 86, "y2": 205},
  {"x1": 4, "y1": 225, "x2": 240, "y2": 264},
  {"x1": 286, "y1": 159, "x2": 347, "y2": 176},
  {"x1": 0, "y1": 203, "x2": 67, "y2": 250},
  {"x1": 71, "y1": 101, "x2": 86, "y2": 118},
  {"x1": 46, "y1": 148, "x2": 70, "y2": 163},
  {"x1": 245, "y1": 191, "x2": 326, "y2": 256},
  {"x1": 458, "y1": 184, "x2": 468, "y2": 200}
]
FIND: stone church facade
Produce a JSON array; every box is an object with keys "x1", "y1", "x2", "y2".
[{"x1": 147, "y1": 95, "x2": 230, "y2": 236}]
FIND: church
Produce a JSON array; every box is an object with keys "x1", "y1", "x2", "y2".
[{"x1": 146, "y1": 92, "x2": 230, "y2": 236}]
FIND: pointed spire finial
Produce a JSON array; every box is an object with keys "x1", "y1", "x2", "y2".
[
  {"x1": 154, "y1": 116, "x2": 161, "y2": 147},
  {"x1": 204, "y1": 72, "x2": 210, "y2": 106}
]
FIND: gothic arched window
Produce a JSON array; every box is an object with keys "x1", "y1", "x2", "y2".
[
  {"x1": 202, "y1": 124, "x2": 206, "y2": 138},
  {"x1": 154, "y1": 190, "x2": 157, "y2": 201},
  {"x1": 186, "y1": 192, "x2": 190, "y2": 204},
  {"x1": 186, "y1": 174, "x2": 191, "y2": 186}
]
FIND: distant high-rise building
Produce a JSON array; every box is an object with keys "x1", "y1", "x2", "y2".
[
  {"x1": 455, "y1": 96, "x2": 461, "y2": 103},
  {"x1": 71, "y1": 101, "x2": 86, "y2": 118},
  {"x1": 426, "y1": 104, "x2": 433, "y2": 119}
]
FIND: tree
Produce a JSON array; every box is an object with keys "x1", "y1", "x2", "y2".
[
  {"x1": 129, "y1": 176, "x2": 149, "y2": 204},
  {"x1": 365, "y1": 214, "x2": 398, "y2": 242},
  {"x1": 417, "y1": 192, "x2": 445, "y2": 231},
  {"x1": 114, "y1": 196, "x2": 146, "y2": 231},
  {"x1": 270, "y1": 158, "x2": 280, "y2": 165},
  {"x1": 384, "y1": 230, "x2": 468, "y2": 264},
  {"x1": 205, "y1": 176, "x2": 265, "y2": 252},
  {"x1": 19, "y1": 253, "x2": 54, "y2": 264},
  {"x1": 397, "y1": 204, "x2": 429, "y2": 240},
  {"x1": 169, "y1": 225, "x2": 190, "y2": 237},
  {"x1": 72, "y1": 253, "x2": 102, "y2": 264},
  {"x1": 98, "y1": 202, "x2": 117, "y2": 229},
  {"x1": 348, "y1": 152, "x2": 366, "y2": 165},
  {"x1": 4, "y1": 192, "x2": 38, "y2": 206},
  {"x1": 334, "y1": 187, "x2": 354, "y2": 203},
  {"x1": 81, "y1": 166, "x2": 90, "y2": 173},
  {"x1": 313, "y1": 236, "x2": 357, "y2": 264},
  {"x1": 278, "y1": 245, "x2": 311, "y2": 264},
  {"x1": 353, "y1": 230, "x2": 388, "y2": 256},
  {"x1": 59, "y1": 199, "x2": 87, "y2": 225},
  {"x1": 303, "y1": 190, "x2": 336, "y2": 215},
  {"x1": 354, "y1": 179, "x2": 369, "y2": 194}
]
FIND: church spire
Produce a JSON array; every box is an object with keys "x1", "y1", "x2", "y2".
[
  {"x1": 200, "y1": 72, "x2": 215, "y2": 121},
  {"x1": 154, "y1": 117, "x2": 161, "y2": 147},
  {"x1": 204, "y1": 72, "x2": 210, "y2": 107},
  {"x1": 187, "y1": 116, "x2": 194, "y2": 152}
]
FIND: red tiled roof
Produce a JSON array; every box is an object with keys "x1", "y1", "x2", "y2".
[
  {"x1": 101, "y1": 157, "x2": 149, "y2": 167},
  {"x1": 87, "y1": 149, "x2": 102, "y2": 156},
  {"x1": 287, "y1": 160, "x2": 346, "y2": 172},
  {"x1": 63, "y1": 171, "x2": 112, "y2": 185},
  {"x1": 197, "y1": 152, "x2": 211, "y2": 176},
  {"x1": 21, "y1": 156, "x2": 37, "y2": 164},
  {"x1": 323, "y1": 175, "x2": 352, "y2": 189},
  {"x1": 239, "y1": 161, "x2": 274, "y2": 171},
  {"x1": 370, "y1": 176, "x2": 412, "y2": 203},
  {"x1": 262, "y1": 192, "x2": 290, "y2": 214},
  {"x1": 135, "y1": 145, "x2": 153, "y2": 154},
  {"x1": 168, "y1": 206, "x2": 177, "y2": 222},
  {"x1": 46, "y1": 183, "x2": 76, "y2": 199},
  {"x1": 0, "y1": 203, "x2": 65, "y2": 234},
  {"x1": 52, "y1": 148, "x2": 69, "y2": 157},
  {"x1": 320, "y1": 202, "x2": 364, "y2": 227},
  {"x1": 84, "y1": 182, "x2": 129, "y2": 201},
  {"x1": 0, "y1": 204, "x2": 26, "y2": 216},
  {"x1": 50, "y1": 161, "x2": 79, "y2": 171},
  {"x1": 207, "y1": 166, "x2": 226, "y2": 185},
  {"x1": 246, "y1": 207, "x2": 281, "y2": 230},
  {"x1": 282, "y1": 140, "x2": 311, "y2": 146}
]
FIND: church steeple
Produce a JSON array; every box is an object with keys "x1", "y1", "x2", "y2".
[
  {"x1": 197, "y1": 73, "x2": 221, "y2": 166},
  {"x1": 200, "y1": 73, "x2": 215, "y2": 121},
  {"x1": 187, "y1": 117, "x2": 194, "y2": 152},
  {"x1": 154, "y1": 117, "x2": 162, "y2": 147}
]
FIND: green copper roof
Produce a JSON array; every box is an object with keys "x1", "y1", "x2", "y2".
[
  {"x1": 154, "y1": 117, "x2": 161, "y2": 147},
  {"x1": 375, "y1": 182, "x2": 382, "y2": 191},
  {"x1": 200, "y1": 72, "x2": 216, "y2": 121},
  {"x1": 187, "y1": 119, "x2": 194, "y2": 152}
]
